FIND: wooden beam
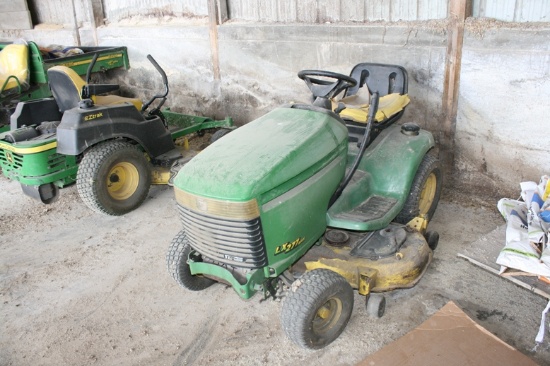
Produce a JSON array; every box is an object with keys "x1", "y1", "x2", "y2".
[
  {"x1": 87, "y1": 0, "x2": 100, "y2": 46},
  {"x1": 441, "y1": 0, "x2": 468, "y2": 178},
  {"x1": 217, "y1": 0, "x2": 228, "y2": 24},
  {"x1": 70, "y1": 0, "x2": 81, "y2": 46},
  {"x1": 208, "y1": 0, "x2": 221, "y2": 80}
]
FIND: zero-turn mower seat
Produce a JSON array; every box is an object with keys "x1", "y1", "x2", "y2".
[
  {"x1": 47, "y1": 65, "x2": 142, "y2": 112},
  {"x1": 0, "y1": 43, "x2": 29, "y2": 94}
]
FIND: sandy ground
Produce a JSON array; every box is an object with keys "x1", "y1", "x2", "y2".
[{"x1": 1, "y1": 174, "x2": 550, "y2": 365}]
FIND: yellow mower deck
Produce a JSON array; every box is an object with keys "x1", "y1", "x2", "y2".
[{"x1": 294, "y1": 224, "x2": 432, "y2": 296}]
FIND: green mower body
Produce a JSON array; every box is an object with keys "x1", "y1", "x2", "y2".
[
  {"x1": 168, "y1": 63, "x2": 442, "y2": 349},
  {"x1": 173, "y1": 104, "x2": 434, "y2": 299}
]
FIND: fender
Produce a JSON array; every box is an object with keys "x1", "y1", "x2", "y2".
[
  {"x1": 56, "y1": 103, "x2": 175, "y2": 157},
  {"x1": 10, "y1": 98, "x2": 62, "y2": 130},
  {"x1": 327, "y1": 123, "x2": 435, "y2": 231}
]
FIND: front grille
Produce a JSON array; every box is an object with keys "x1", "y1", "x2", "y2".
[
  {"x1": 178, "y1": 205, "x2": 267, "y2": 269},
  {"x1": 0, "y1": 149, "x2": 23, "y2": 169},
  {"x1": 47, "y1": 152, "x2": 68, "y2": 170}
]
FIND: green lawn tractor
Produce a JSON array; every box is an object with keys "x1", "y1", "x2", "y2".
[
  {"x1": 166, "y1": 63, "x2": 442, "y2": 349},
  {"x1": 0, "y1": 54, "x2": 233, "y2": 214}
]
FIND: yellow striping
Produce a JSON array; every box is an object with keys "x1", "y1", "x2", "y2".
[
  {"x1": 58, "y1": 53, "x2": 123, "y2": 68},
  {"x1": 174, "y1": 187, "x2": 260, "y2": 220},
  {"x1": 0, "y1": 141, "x2": 57, "y2": 154}
]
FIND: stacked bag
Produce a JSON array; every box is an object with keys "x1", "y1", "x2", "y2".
[{"x1": 497, "y1": 175, "x2": 550, "y2": 277}]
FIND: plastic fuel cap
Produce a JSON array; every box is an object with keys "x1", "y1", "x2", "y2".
[{"x1": 401, "y1": 122, "x2": 420, "y2": 136}]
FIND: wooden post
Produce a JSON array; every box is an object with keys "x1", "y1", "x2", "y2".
[
  {"x1": 217, "y1": 0, "x2": 228, "y2": 24},
  {"x1": 70, "y1": 0, "x2": 81, "y2": 46},
  {"x1": 441, "y1": 0, "x2": 468, "y2": 178},
  {"x1": 208, "y1": 0, "x2": 222, "y2": 80},
  {"x1": 87, "y1": 0, "x2": 99, "y2": 46}
]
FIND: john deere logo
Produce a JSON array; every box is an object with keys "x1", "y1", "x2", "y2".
[
  {"x1": 5, "y1": 151, "x2": 13, "y2": 164},
  {"x1": 196, "y1": 198, "x2": 207, "y2": 212}
]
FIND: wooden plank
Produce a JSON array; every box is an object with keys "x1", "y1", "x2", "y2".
[
  {"x1": 217, "y1": 0, "x2": 229, "y2": 23},
  {"x1": 341, "y1": 0, "x2": 365, "y2": 22},
  {"x1": 0, "y1": 10, "x2": 32, "y2": 30},
  {"x1": 90, "y1": 0, "x2": 104, "y2": 26},
  {"x1": 440, "y1": 0, "x2": 467, "y2": 179},
  {"x1": 390, "y1": 0, "x2": 418, "y2": 21},
  {"x1": 317, "y1": 0, "x2": 340, "y2": 23},
  {"x1": 258, "y1": 0, "x2": 278, "y2": 22},
  {"x1": 296, "y1": 0, "x2": 317, "y2": 22},
  {"x1": 277, "y1": 0, "x2": 297, "y2": 22},
  {"x1": 365, "y1": 0, "x2": 391, "y2": 21},
  {"x1": 208, "y1": 0, "x2": 220, "y2": 80},
  {"x1": 87, "y1": 0, "x2": 100, "y2": 46}
]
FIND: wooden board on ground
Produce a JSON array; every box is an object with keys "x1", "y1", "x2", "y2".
[
  {"x1": 356, "y1": 301, "x2": 538, "y2": 366},
  {"x1": 457, "y1": 224, "x2": 550, "y2": 299}
]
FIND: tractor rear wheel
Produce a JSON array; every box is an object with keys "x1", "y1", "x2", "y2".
[
  {"x1": 395, "y1": 153, "x2": 442, "y2": 224},
  {"x1": 166, "y1": 230, "x2": 215, "y2": 291},
  {"x1": 280, "y1": 269, "x2": 354, "y2": 349},
  {"x1": 77, "y1": 140, "x2": 151, "y2": 216}
]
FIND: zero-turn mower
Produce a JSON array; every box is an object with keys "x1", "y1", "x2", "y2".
[{"x1": 0, "y1": 53, "x2": 234, "y2": 215}]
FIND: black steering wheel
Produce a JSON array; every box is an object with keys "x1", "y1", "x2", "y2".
[{"x1": 298, "y1": 70, "x2": 357, "y2": 100}]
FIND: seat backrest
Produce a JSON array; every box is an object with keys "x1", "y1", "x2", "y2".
[
  {"x1": 0, "y1": 44, "x2": 29, "y2": 93},
  {"x1": 345, "y1": 63, "x2": 408, "y2": 98},
  {"x1": 47, "y1": 66, "x2": 86, "y2": 112}
]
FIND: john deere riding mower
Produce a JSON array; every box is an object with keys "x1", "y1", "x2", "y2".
[
  {"x1": 166, "y1": 63, "x2": 442, "y2": 349},
  {"x1": 0, "y1": 53, "x2": 233, "y2": 215}
]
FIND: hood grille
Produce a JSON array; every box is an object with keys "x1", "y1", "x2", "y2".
[{"x1": 178, "y1": 205, "x2": 267, "y2": 269}]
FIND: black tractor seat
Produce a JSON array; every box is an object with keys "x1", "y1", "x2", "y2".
[
  {"x1": 47, "y1": 66, "x2": 142, "y2": 112},
  {"x1": 332, "y1": 63, "x2": 410, "y2": 143}
]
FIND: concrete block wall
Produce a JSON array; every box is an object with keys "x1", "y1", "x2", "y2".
[
  {"x1": 455, "y1": 25, "x2": 550, "y2": 198},
  {"x1": 0, "y1": 0, "x2": 32, "y2": 30},
  {"x1": 0, "y1": 19, "x2": 549, "y2": 200}
]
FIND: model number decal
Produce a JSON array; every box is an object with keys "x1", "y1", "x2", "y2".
[
  {"x1": 275, "y1": 237, "x2": 305, "y2": 256},
  {"x1": 85, "y1": 112, "x2": 104, "y2": 121}
]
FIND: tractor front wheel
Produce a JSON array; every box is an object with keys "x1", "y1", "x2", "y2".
[
  {"x1": 395, "y1": 153, "x2": 442, "y2": 224},
  {"x1": 166, "y1": 230, "x2": 215, "y2": 291},
  {"x1": 280, "y1": 269, "x2": 354, "y2": 349},
  {"x1": 77, "y1": 140, "x2": 151, "y2": 216}
]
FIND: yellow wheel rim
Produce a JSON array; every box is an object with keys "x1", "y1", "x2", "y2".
[
  {"x1": 313, "y1": 298, "x2": 343, "y2": 335},
  {"x1": 106, "y1": 162, "x2": 139, "y2": 200},
  {"x1": 419, "y1": 172, "x2": 437, "y2": 215}
]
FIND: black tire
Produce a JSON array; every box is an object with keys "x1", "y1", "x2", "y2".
[
  {"x1": 77, "y1": 140, "x2": 151, "y2": 216},
  {"x1": 425, "y1": 230, "x2": 439, "y2": 251},
  {"x1": 166, "y1": 229, "x2": 215, "y2": 291},
  {"x1": 210, "y1": 128, "x2": 232, "y2": 144},
  {"x1": 395, "y1": 153, "x2": 442, "y2": 224},
  {"x1": 280, "y1": 269, "x2": 354, "y2": 349}
]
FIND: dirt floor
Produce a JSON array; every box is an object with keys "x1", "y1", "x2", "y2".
[{"x1": 1, "y1": 174, "x2": 550, "y2": 365}]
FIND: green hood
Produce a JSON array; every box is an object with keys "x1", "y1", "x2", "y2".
[{"x1": 174, "y1": 106, "x2": 347, "y2": 202}]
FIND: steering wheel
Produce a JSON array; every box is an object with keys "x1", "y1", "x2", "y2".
[{"x1": 298, "y1": 70, "x2": 357, "y2": 100}]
